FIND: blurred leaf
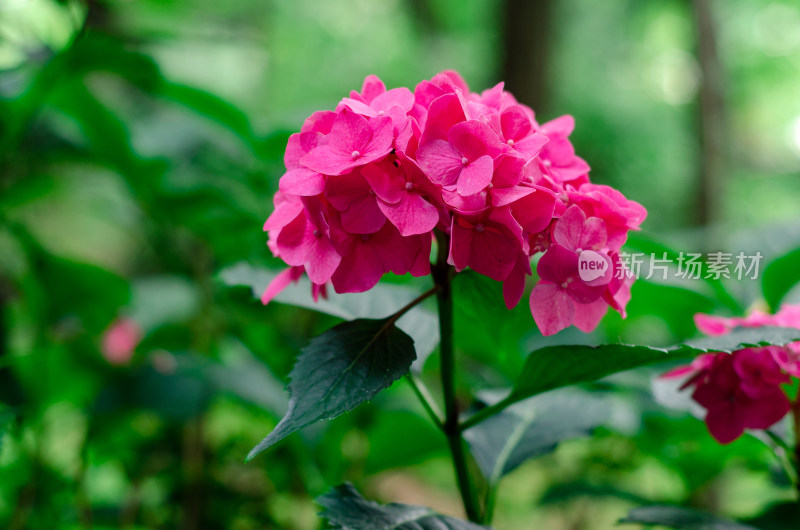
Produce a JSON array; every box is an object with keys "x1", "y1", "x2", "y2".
[
  {"x1": 625, "y1": 232, "x2": 741, "y2": 313},
  {"x1": 625, "y1": 281, "x2": 716, "y2": 340},
  {"x1": 619, "y1": 505, "x2": 760, "y2": 529},
  {"x1": 220, "y1": 263, "x2": 439, "y2": 369},
  {"x1": 247, "y1": 318, "x2": 416, "y2": 459},
  {"x1": 39, "y1": 256, "x2": 130, "y2": 333},
  {"x1": 539, "y1": 480, "x2": 650, "y2": 506},
  {"x1": 464, "y1": 388, "x2": 610, "y2": 482},
  {"x1": 316, "y1": 483, "x2": 490, "y2": 529},
  {"x1": 744, "y1": 502, "x2": 800, "y2": 530},
  {"x1": 762, "y1": 247, "x2": 800, "y2": 311},
  {"x1": 129, "y1": 276, "x2": 200, "y2": 334},
  {"x1": 364, "y1": 411, "x2": 444, "y2": 474},
  {"x1": 508, "y1": 327, "x2": 800, "y2": 407},
  {"x1": 161, "y1": 83, "x2": 256, "y2": 147}
]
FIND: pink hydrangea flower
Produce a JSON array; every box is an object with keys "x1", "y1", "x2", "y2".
[
  {"x1": 101, "y1": 318, "x2": 141, "y2": 366},
  {"x1": 663, "y1": 304, "x2": 800, "y2": 444},
  {"x1": 262, "y1": 72, "x2": 646, "y2": 335}
]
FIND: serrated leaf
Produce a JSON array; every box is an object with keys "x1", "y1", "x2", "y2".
[
  {"x1": 762, "y1": 247, "x2": 800, "y2": 311},
  {"x1": 317, "y1": 483, "x2": 491, "y2": 529},
  {"x1": 509, "y1": 327, "x2": 800, "y2": 407},
  {"x1": 464, "y1": 388, "x2": 610, "y2": 482},
  {"x1": 619, "y1": 506, "x2": 760, "y2": 529},
  {"x1": 247, "y1": 318, "x2": 416, "y2": 459},
  {"x1": 220, "y1": 263, "x2": 438, "y2": 369}
]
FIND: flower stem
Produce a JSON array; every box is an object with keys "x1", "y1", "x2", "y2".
[{"x1": 432, "y1": 234, "x2": 482, "y2": 523}]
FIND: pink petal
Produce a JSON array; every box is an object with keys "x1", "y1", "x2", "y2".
[
  {"x1": 378, "y1": 193, "x2": 439, "y2": 236},
  {"x1": 301, "y1": 110, "x2": 337, "y2": 134},
  {"x1": 419, "y1": 93, "x2": 467, "y2": 143},
  {"x1": 448, "y1": 120, "x2": 504, "y2": 160},
  {"x1": 340, "y1": 197, "x2": 386, "y2": 234},
  {"x1": 331, "y1": 244, "x2": 384, "y2": 293},
  {"x1": 467, "y1": 223, "x2": 518, "y2": 281},
  {"x1": 493, "y1": 154, "x2": 526, "y2": 188},
  {"x1": 510, "y1": 187, "x2": 557, "y2": 233},
  {"x1": 263, "y1": 197, "x2": 303, "y2": 231},
  {"x1": 305, "y1": 234, "x2": 341, "y2": 284},
  {"x1": 326, "y1": 172, "x2": 372, "y2": 211},
  {"x1": 449, "y1": 218, "x2": 474, "y2": 271},
  {"x1": 285, "y1": 132, "x2": 322, "y2": 169},
  {"x1": 536, "y1": 244, "x2": 578, "y2": 284},
  {"x1": 361, "y1": 161, "x2": 404, "y2": 204},
  {"x1": 553, "y1": 205, "x2": 588, "y2": 250},
  {"x1": 530, "y1": 282, "x2": 575, "y2": 336},
  {"x1": 541, "y1": 114, "x2": 575, "y2": 137},
  {"x1": 416, "y1": 139, "x2": 464, "y2": 187},
  {"x1": 279, "y1": 168, "x2": 325, "y2": 196},
  {"x1": 572, "y1": 298, "x2": 608, "y2": 332},
  {"x1": 491, "y1": 186, "x2": 533, "y2": 207},
  {"x1": 694, "y1": 313, "x2": 732, "y2": 336},
  {"x1": 372, "y1": 87, "x2": 414, "y2": 112},
  {"x1": 511, "y1": 133, "x2": 549, "y2": 158},
  {"x1": 501, "y1": 105, "x2": 533, "y2": 141},
  {"x1": 457, "y1": 155, "x2": 494, "y2": 196},
  {"x1": 261, "y1": 266, "x2": 304, "y2": 305},
  {"x1": 742, "y1": 389, "x2": 791, "y2": 430},
  {"x1": 360, "y1": 74, "x2": 386, "y2": 103},
  {"x1": 705, "y1": 402, "x2": 745, "y2": 444},
  {"x1": 502, "y1": 257, "x2": 530, "y2": 309}
]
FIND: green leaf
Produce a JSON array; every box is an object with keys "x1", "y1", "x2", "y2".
[
  {"x1": 744, "y1": 502, "x2": 800, "y2": 530},
  {"x1": 463, "y1": 388, "x2": 610, "y2": 483},
  {"x1": 619, "y1": 506, "x2": 760, "y2": 529},
  {"x1": 160, "y1": 83, "x2": 256, "y2": 147},
  {"x1": 316, "y1": 483, "x2": 491, "y2": 529},
  {"x1": 247, "y1": 318, "x2": 416, "y2": 459},
  {"x1": 762, "y1": 247, "x2": 800, "y2": 311},
  {"x1": 625, "y1": 232, "x2": 742, "y2": 313},
  {"x1": 509, "y1": 327, "x2": 800, "y2": 406},
  {"x1": 220, "y1": 263, "x2": 438, "y2": 368}
]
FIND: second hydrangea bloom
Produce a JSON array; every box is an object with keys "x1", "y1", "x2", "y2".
[{"x1": 264, "y1": 72, "x2": 647, "y2": 335}]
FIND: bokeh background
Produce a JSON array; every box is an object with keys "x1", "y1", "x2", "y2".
[{"x1": 2, "y1": 0, "x2": 800, "y2": 528}]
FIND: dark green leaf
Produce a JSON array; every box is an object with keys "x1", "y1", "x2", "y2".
[
  {"x1": 744, "y1": 502, "x2": 800, "y2": 530},
  {"x1": 317, "y1": 483, "x2": 491, "y2": 529},
  {"x1": 510, "y1": 327, "x2": 800, "y2": 405},
  {"x1": 220, "y1": 263, "x2": 438, "y2": 368},
  {"x1": 619, "y1": 506, "x2": 760, "y2": 529},
  {"x1": 247, "y1": 318, "x2": 416, "y2": 459},
  {"x1": 464, "y1": 388, "x2": 610, "y2": 482},
  {"x1": 762, "y1": 247, "x2": 800, "y2": 311}
]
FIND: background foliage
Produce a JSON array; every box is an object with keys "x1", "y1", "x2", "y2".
[{"x1": 1, "y1": 0, "x2": 800, "y2": 528}]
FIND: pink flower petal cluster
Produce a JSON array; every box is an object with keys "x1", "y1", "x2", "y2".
[
  {"x1": 663, "y1": 304, "x2": 800, "y2": 444},
  {"x1": 263, "y1": 72, "x2": 646, "y2": 335}
]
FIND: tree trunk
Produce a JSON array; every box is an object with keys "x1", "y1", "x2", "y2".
[{"x1": 501, "y1": 0, "x2": 554, "y2": 114}]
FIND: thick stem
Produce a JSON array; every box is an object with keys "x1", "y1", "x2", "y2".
[{"x1": 432, "y1": 235, "x2": 482, "y2": 523}]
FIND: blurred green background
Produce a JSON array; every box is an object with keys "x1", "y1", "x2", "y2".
[{"x1": 1, "y1": 0, "x2": 800, "y2": 528}]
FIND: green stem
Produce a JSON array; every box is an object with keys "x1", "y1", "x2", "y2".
[
  {"x1": 433, "y1": 235, "x2": 482, "y2": 523},
  {"x1": 405, "y1": 374, "x2": 444, "y2": 431},
  {"x1": 459, "y1": 395, "x2": 516, "y2": 433}
]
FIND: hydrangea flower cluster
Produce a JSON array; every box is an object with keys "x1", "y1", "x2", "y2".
[
  {"x1": 262, "y1": 71, "x2": 646, "y2": 335},
  {"x1": 663, "y1": 304, "x2": 800, "y2": 444}
]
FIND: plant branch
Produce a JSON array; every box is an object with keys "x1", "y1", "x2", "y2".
[
  {"x1": 405, "y1": 374, "x2": 444, "y2": 430},
  {"x1": 459, "y1": 395, "x2": 516, "y2": 433},
  {"x1": 432, "y1": 232, "x2": 482, "y2": 523}
]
